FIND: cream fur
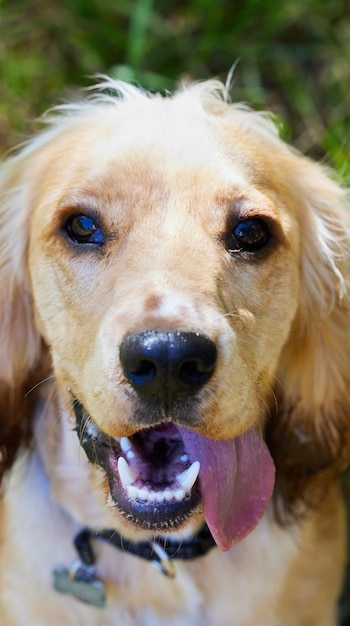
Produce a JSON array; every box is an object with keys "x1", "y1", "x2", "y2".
[{"x1": 0, "y1": 79, "x2": 349, "y2": 625}]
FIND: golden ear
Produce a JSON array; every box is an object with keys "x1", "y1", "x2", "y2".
[
  {"x1": 267, "y1": 157, "x2": 350, "y2": 516},
  {"x1": 0, "y1": 153, "x2": 46, "y2": 478},
  {"x1": 0, "y1": 155, "x2": 44, "y2": 385}
]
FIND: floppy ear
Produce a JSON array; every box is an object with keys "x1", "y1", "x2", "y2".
[
  {"x1": 0, "y1": 150, "x2": 48, "y2": 478},
  {"x1": 267, "y1": 156, "x2": 350, "y2": 517}
]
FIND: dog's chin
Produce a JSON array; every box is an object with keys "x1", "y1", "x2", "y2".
[{"x1": 73, "y1": 399, "x2": 202, "y2": 533}]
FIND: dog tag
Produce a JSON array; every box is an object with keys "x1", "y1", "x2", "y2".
[{"x1": 53, "y1": 563, "x2": 106, "y2": 608}]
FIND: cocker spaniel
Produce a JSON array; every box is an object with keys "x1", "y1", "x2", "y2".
[{"x1": 0, "y1": 78, "x2": 349, "y2": 625}]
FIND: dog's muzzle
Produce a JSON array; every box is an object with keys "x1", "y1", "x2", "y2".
[{"x1": 72, "y1": 330, "x2": 275, "y2": 551}]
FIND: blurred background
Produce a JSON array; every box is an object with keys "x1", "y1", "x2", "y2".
[
  {"x1": 0, "y1": 0, "x2": 349, "y2": 174},
  {"x1": 1, "y1": 0, "x2": 349, "y2": 620}
]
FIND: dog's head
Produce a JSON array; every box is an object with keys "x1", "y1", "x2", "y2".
[{"x1": 1, "y1": 80, "x2": 349, "y2": 549}]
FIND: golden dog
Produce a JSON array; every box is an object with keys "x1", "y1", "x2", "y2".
[{"x1": 0, "y1": 79, "x2": 349, "y2": 625}]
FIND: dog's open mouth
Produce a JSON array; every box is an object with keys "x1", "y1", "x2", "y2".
[{"x1": 73, "y1": 399, "x2": 275, "y2": 551}]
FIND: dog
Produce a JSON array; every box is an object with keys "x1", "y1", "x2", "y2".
[{"x1": 0, "y1": 78, "x2": 349, "y2": 625}]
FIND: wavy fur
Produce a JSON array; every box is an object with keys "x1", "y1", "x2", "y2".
[{"x1": 0, "y1": 79, "x2": 349, "y2": 625}]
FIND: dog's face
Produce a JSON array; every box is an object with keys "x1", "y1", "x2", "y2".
[
  {"x1": 0, "y1": 83, "x2": 342, "y2": 552},
  {"x1": 30, "y1": 106, "x2": 299, "y2": 431},
  {"x1": 25, "y1": 94, "x2": 304, "y2": 549}
]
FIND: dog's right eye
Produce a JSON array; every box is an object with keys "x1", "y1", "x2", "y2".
[{"x1": 64, "y1": 214, "x2": 105, "y2": 245}]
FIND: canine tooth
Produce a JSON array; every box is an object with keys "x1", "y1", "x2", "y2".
[
  {"x1": 117, "y1": 457, "x2": 136, "y2": 489},
  {"x1": 126, "y1": 450, "x2": 135, "y2": 460},
  {"x1": 177, "y1": 461, "x2": 200, "y2": 493}
]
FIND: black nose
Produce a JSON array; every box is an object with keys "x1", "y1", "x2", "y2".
[{"x1": 119, "y1": 331, "x2": 217, "y2": 401}]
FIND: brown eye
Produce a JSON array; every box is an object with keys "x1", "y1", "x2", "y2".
[
  {"x1": 227, "y1": 218, "x2": 270, "y2": 253},
  {"x1": 64, "y1": 214, "x2": 105, "y2": 245}
]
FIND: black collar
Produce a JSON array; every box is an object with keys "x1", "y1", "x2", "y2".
[
  {"x1": 75, "y1": 524, "x2": 217, "y2": 577},
  {"x1": 53, "y1": 525, "x2": 217, "y2": 607}
]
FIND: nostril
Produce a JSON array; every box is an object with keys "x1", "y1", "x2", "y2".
[
  {"x1": 178, "y1": 358, "x2": 215, "y2": 388},
  {"x1": 120, "y1": 331, "x2": 167, "y2": 394},
  {"x1": 127, "y1": 360, "x2": 158, "y2": 387}
]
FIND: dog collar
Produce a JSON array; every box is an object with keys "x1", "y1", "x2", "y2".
[
  {"x1": 76, "y1": 524, "x2": 216, "y2": 572},
  {"x1": 53, "y1": 524, "x2": 217, "y2": 608}
]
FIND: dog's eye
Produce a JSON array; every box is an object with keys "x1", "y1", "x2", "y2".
[
  {"x1": 227, "y1": 218, "x2": 270, "y2": 253},
  {"x1": 64, "y1": 214, "x2": 105, "y2": 245}
]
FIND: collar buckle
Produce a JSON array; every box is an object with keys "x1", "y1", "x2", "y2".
[{"x1": 150, "y1": 541, "x2": 176, "y2": 578}]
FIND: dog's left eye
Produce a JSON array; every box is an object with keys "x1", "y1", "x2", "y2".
[
  {"x1": 64, "y1": 214, "x2": 105, "y2": 245},
  {"x1": 227, "y1": 218, "x2": 270, "y2": 253}
]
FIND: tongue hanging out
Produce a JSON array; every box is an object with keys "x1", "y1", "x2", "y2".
[
  {"x1": 179, "y1": 427, "x2": 275, "y2": 551},
  {"x1": 111, "y1": 422, "x2": 275, "y2": 550}
]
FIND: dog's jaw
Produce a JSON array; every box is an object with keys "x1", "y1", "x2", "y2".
[
  {"x1": 74, "y1": 399, "x2": 202, "y2": 531},
  {"x1": 73, "y1": 398, "x2": 275, "y2": 551}
]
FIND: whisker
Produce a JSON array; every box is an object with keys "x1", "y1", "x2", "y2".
[
  {"x1": 42, "y1": 385, "x2": 63, "y2": 438},
  {"x1": 207, "y1": 306, "x2": 246, "y2": 324},
  {"x1": 256, "y1": 368, "x2": 281, "y2": 421},
  {"x1": 24, "y1": 374, "x2": 55, "y2": 397},
  {"x1": 78, "y1": 412, "x2": 91, "y2": 448},
  {"x1": 222, "y1": 311, "x2": 245, "y2": 321}
]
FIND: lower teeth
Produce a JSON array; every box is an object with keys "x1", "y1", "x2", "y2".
[
  {"x1": 117, "y1": 453, "x2": 200, "y2": 504},
  {"x1": 126, "y1": 484, "x2": 186, "y2": 503}
]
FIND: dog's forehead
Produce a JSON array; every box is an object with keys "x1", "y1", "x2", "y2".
[
  {"x1": 43, "y1": 98, "x2": 266, "y2": 190},
  {"x1": 31, "y1": 104, "x2": 254, "y2": 224},
  {"x1": 32, "y1": 97, "x2": 298, "y2": 243},
  {"x1": 78, "y1": 106, "x2": 249, "y2": 184}
]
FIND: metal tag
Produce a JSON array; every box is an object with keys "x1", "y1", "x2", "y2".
[
  {"x1": 151, "y1": 541, "x2": 176, "y2": 578},
  {"x1": 53, "y1": 564, "x2": 106, "y2": 609}
]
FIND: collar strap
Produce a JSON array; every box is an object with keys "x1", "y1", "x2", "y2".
[{"x1": 74, "y1": 524, "x2": 217, "y2": 577}]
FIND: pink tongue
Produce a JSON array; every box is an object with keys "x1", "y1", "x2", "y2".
[{"x1": 178, "y1": 427, "x2": 275, "y2": 551}]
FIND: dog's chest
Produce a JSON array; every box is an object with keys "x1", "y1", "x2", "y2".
[{"x1": 0, "y1": 450, "x2": 325, "y2": 626}]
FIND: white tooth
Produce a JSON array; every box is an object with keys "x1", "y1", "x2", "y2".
[
  {"x1": 117, "y1": 457, "x2": 136, "y2": 489},
  {"x1": 120, "y1": 437, "x2": 132, "y2": 454},
  {"x1": 125, "y1": 482, "x2": 193, "y2": 504},
  {"x1": 177, "y1": 461, "x2": 200, "y2": 493},
  {"x1": 164, "y1": 489, "x2": 173, "y2": 502},
  {"x1": 180, "y1": 454, "x2": 189, "y2": 462},
  {"x1": 139, "y1": 488, "x2": 149, "y2": 501},
  {"x1": 120, "y1": 437, "x2": 135, "y2": 459},
  {"x1": 127, "y1": 485, "x2": 139, "y2": 500},
  {"x1": 175, "y1": 488, "x2": 185, "y2": 501}
]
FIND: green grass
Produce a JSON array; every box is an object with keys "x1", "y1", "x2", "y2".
[{"x1": 1, "y1": 0, "x2": 349, "y2": 178}]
